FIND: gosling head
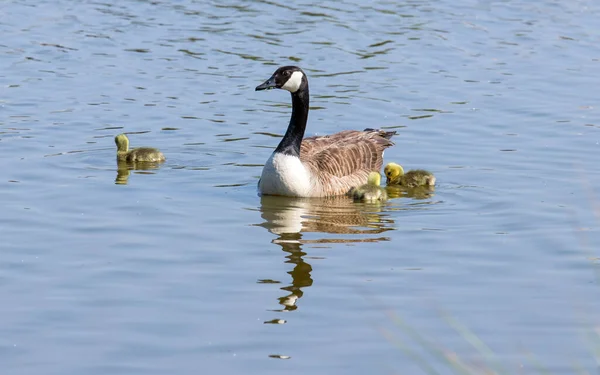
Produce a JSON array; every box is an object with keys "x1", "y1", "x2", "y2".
[
  {"x1": 384, "y1": 162, "x2": 405, "y2": 184},
  {"x1": 115, "y1": 134, "x2": 130, "y2": 152},
  {"x1": 367, "y1": 171, "x2": 382, "y2": 187},
  {"x1": 255, "y1": 66, "x2": 307, "y2": 94}
]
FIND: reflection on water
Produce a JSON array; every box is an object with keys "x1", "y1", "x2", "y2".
[
  {"x1": 2, "y1": 0, "x2": 599, "y2": 371},
  {"x1": 257, "y1": 195, "x2": 395, "y2": 311},
  {"x1": 386, "y1": 185, "x2": 435, "y2": 200},
  {"x1": 115, "y1": 160, "x2": 163, "y2": 185}
]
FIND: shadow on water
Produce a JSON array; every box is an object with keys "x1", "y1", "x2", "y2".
[
  {"x1": 256, "y1": 195, "x2": 396, "y2": 311},
  {"x1": 115, "y1": 160, "x2": 163, "y2": 185}
]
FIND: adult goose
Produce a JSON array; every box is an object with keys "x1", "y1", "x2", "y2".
[{"x1": 255, "y1": 66, "x2": 396, "y2": 197}]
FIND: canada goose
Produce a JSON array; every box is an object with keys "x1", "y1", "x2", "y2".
[
  {"x1": 348, "y1": 171, "x2": 388, "y2": 202},
  {"x1": 115, "y1": 133, "x2": 166, "y2": 163},
  {"x1": 384, "y1": 162, "x2": 435, "y2": 187},
  {"x1": 255, "y1": 66, "x2": 396, "y2": 197}
]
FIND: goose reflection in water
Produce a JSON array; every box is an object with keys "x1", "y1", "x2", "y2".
[
  {"x1": 115, "y1": 160, "x2": 163, "y2": 185},
  {"x1": 256, "y1": 195, "x2": 395, "y2": 312}
]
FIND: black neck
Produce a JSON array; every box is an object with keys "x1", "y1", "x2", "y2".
[{"x1": 274, "y1": 86, "x2": 309, "y2": 157}]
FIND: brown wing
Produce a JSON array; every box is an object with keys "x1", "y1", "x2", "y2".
[{"x1": 300, "y1": 129, "x2": 395, "y2": 196}]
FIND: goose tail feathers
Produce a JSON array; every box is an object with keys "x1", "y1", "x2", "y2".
[{"x1": 363, "y1": 128, "x2": 397, "y2": 141}]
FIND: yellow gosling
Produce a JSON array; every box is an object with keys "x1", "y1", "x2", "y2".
[
  {"x1": 347, "y1": 171, "x2": 388, "y2": 202},
  {"x1": 384, "y1": 162, "x2": 435, "y2": 188},
  {"x1": 115, "y1": 133, "x2": 165, "y2": 163}
]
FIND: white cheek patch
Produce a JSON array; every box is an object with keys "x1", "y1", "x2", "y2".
[{"x1": 281, "y1": 71, "x2": 304, "y2": 93}]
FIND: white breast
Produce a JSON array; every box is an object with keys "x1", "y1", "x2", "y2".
[{"x1": 258, "y1": 152, "x2": 314, "y2": 197}]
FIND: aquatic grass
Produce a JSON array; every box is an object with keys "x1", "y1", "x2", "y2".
[
  {"x1": 378, "y1": 306, "x2": 600, "y2": 374},
  {"x1": 373, "y1": 175, "x2": 600, "y2": 375},
  {"x1": 380, "y1": 306, "x2": 505, "y2": 375},
  {"x1": 363, "y1": 289, "x2": 505, "y2": 375},
  {"x1": 578, "y1": 169, "x2": 600, "y2": 370},
  {"x1": 384, "y1": 310, "x2": 494, "y2": 375},
  {"x1": 589, "y1": 326, "x2": 600, "y2": 368},
  {"x1": 438, "y1": 310, "x2": 508, "y2": 375}
]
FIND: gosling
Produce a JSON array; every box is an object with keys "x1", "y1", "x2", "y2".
[
  {"x1": 115, "y1": 133, "x2": 165, "y2": 163},
  {"x1": 348, "y1": 171, "x2": 388, "y2": 202},
  {"x1": 384, "y1": 162, "x2": 435, "y2": 187}
]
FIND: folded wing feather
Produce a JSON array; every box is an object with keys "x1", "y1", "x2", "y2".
[{"x1": 299, "y1": 129, "x2": 395, "y2": 196}]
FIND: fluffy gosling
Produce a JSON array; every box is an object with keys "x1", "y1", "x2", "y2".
[
  {"x1": 348, "y1": 171, "x2": 388, "y2": 202},
  {"x1": 115, "y1": 133, "x2": 165, "y2": 163},
  {"x1": 384, "y1": 162, "x2": 435, "y2": 187}
]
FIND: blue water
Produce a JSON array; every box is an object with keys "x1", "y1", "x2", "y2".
[{"x1": 2, "y1": 0, "x2": 600, "y2": 373}]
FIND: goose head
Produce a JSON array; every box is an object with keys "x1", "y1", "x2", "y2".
[{"x1": 255, "y1": 66, "x2": 307, "y2": 94}]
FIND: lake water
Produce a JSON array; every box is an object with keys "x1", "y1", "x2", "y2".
[{"x1": 2, "y1": 0, "x2": 600, "y2": 373}]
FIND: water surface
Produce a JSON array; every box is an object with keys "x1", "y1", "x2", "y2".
[{"x1": 2, "y1": 0, "x2": 600, "y2": 373}]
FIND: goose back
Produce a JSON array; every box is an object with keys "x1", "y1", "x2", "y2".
[{"x1": 300, "y1": 128, "x2": 395, "y2": 196}]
